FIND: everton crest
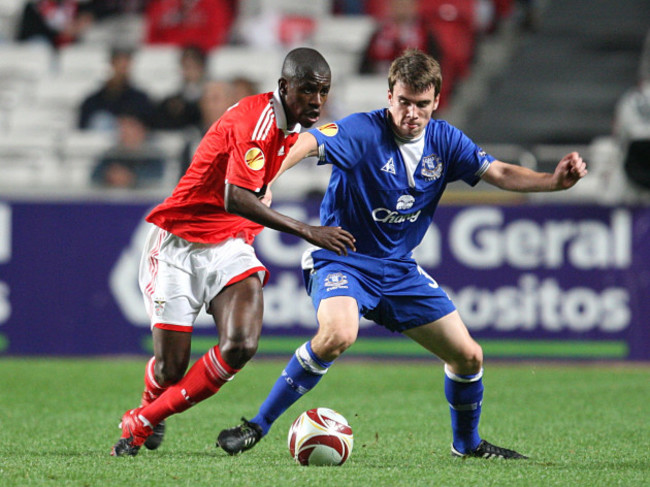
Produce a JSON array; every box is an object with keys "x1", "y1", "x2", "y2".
[
  {"x1": 421, "y1": 154, "x2": 443, "y2": 181},
  {"x1": 324, "y1": 272, "x2": 349, "y2": 291}
]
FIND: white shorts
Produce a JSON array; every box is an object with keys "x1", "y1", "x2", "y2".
[{"x1": 138, "y1": 225, "x2": 268, "y2": 332}]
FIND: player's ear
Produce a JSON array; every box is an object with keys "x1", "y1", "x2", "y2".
[
  {"x1": 278, "y1": 78, "x2": 288, "y2": 97},
  {"x1": 432, "y1": 93, "x2": 440, "y2": 111}
]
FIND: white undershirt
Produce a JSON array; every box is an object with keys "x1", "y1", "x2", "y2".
[{"x1": 394, "y1": 128, "x2": 426, "y2": 188}]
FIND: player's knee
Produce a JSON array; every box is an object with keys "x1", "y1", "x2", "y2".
[
  {"x1": 460, "y1": 343, "x2": 483, "y2": 373},
  {"x1": 155, "y1": 359, "x2": 186, "y2": 385},
  {"x1": 313, "y1": 329, "x2": 356, "y2": 361},
  {"x1": 219, "y1": 338, "x2": 258, "y2": 369},
  {"x1": 449, "y1": 342, "x2": 483, "y2": 375}
]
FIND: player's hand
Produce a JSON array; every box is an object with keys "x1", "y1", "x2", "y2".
[
  {"x1": 305, "y1": 226, "x2": 356, "y2": 256},
  {"x1": 259, "y1": 186, "x2": 273, "y2": 207},
  {"x1": 553, "y1": 152, "x2": 588, "y2": 190}
]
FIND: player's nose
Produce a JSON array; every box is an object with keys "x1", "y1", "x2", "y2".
[
  {"x1": 407, "y1": 104, "x2": 418, "y2": 118},
  {"x1": 310, "y1": 93, "x2": 325, "y2": 107}
]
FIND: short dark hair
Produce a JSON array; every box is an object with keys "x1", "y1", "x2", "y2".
[
  {"x1": 110, "y1": 45, "x2": 135, "y2": 60},
  {"x1": 181, "y1": 45, "x2": 206, "y2": 66},
  {"x1": 388, "y1": 49, "x2": 442, "y2": 96},
  {"x1": 281, "y1": 47, "x2": 330, "y2": 81}
]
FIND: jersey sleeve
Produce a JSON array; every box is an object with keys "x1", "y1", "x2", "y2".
[
  {"x1": 442, "y1": 123, "x2": 495, "y2": 186},
  {"x1": 224, "y1": 109, "x2": 272, "y2": 193},
  {"x1": 309, "y1": 113, "x2": 375, "y2": 170}
]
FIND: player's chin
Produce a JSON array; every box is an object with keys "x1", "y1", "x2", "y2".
[{"x1": 300, "y1": 114, "x2": 321, "y2": 128}]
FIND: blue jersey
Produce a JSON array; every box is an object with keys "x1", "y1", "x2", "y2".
[{"x1": 309, "y1": 109, "x2": 494, "y2": 259}]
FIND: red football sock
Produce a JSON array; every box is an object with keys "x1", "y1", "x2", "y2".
[
  {"x1": 140, "y1": 346, "x2": 239, "y2": 426},
  {"x1": 141, "y1": 357, "x2": 167, "y2": 407}
]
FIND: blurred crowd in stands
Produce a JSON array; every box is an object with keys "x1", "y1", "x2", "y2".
[
  {"x1": 610, "y1": 30, "x2": 650, "y2": 203},
  {"x1": 0, "y1": 0, "x2": 647, "y2": 203}
]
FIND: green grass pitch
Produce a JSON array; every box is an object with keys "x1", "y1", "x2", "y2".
[{"x1": 0, "y1": 357, "x2": 648, "y2": 486}]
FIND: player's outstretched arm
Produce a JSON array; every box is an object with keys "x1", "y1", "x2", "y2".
[
  {"x1": 225, "y1": 183, "x2": 355, "y2": 255},
  {"x1": 259, "y1": 132, "x2": 319, "y2": 208},
  {"x1": 270, "y1": 133, "x2": 319, "y2": 186},
  {"x1": 482, "y1": 152, "x2": 587, "y2": 192}
]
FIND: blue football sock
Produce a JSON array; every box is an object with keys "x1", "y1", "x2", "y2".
[
  {"x1": 444, "y1": 364, "x2": 484, "y2": 453},
  {"x1": 252, "y1": 341, "x2": 332, "y2": 436}
]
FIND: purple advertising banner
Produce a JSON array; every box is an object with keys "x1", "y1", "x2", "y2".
[{"x1": 0, "y1": 198, "x2": 648, "y2": 359}]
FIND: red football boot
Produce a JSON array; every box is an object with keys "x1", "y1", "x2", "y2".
[{"x1": 111, "y1": 408, "x2": 153, "y2": 457}]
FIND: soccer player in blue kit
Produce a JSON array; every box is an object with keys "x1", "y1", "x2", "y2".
[{"x1": 218, "y1": 49, "x2": 588, "y2": 459}]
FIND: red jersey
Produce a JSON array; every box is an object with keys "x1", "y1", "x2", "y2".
[
  {"x1": 147, "y1": 91, "x2": 300, "y2": 244},
  {"x1": 144, "y1": 0, "x2": 235, "y2": 52}
]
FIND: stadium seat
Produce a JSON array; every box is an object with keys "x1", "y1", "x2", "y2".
[
  {"x1": 132, "y1": 46, "x2": 180, "y2": 79},
  {"x1": 532, "y1": 144, "x2": 590, "y2": 173},
  {"x1": 0, "y1": 0, "x2": 27, "y2": 42},
  {"x1": 135, "y1": 74, "x2": 179, "y2": 101},
  {"x1": 57, "y1": 44, "x2": 111, "y2": 83},
  {"x1": 208, "y1": 46, "x2": 283, "y2": 94},
  {"x1": 132, "y1": 46, "x2": 182, "y2": 99},
  {"x1": 241, "y1": 0, "x2": 332, "y2": 17},
  {"x1": 0, "y1": 43, "x2": 54, "y2": 110},
  {"x1": 480, "y1": 143, "x2": 537, "y2": 169},
  {"x1": 0, "y1": 43, "x2": 54, "y2": 106},
  {"x1": 34, "y1": 76, "x2": 102, "y2": 112},
  {"x1": 0, "y1": 43, "x2": 54, "y2": 80},
  {"x1": 312, "y1": 16, "x2": 377, "y2": 55},
  {"x1": 60, "y1": 130, "x2": 116, "y2": 187},
  {"x1": 0, "y1": 131, "x2": 61, "y2": 186},
  {"x1": 314, "y1": 48, "x2": 359, "y2": 83},
  {"x1": 8, "y1": 104, "x2": 76, "y2": 136},
  {"x1": 81, "y1": 13, "x2": 145, "y2": 47},
  {"x1": 151, "y1": 130, "x2": 187, "y2": 186},
  {"x1": 339, "y1": 74, "x2": 388, "y2": 114}
]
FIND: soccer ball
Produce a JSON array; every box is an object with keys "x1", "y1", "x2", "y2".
[{"x1": 287, "y1": 407, "x2": 354, "y2": 466}]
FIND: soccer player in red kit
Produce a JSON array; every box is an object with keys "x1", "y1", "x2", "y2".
[{"x1": 111, "y1": 47, "x2": 356, "y2": 457}]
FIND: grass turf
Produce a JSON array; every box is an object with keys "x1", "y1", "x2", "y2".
[{"x1": 0, "y1": 357, "x2": 648, "y2": 486}]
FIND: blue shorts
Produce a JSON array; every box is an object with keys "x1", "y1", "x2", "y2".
[{"x1": 302, "y1": 249, "x2": 456, "y2": 333}]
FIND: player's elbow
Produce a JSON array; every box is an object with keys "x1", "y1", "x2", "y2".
[
  {"x1": 223, "y1": 197, "x2": 237, "y2": 215},
  {"x1": 223, "y1": 183, "x2": 244, "y2": 215}
]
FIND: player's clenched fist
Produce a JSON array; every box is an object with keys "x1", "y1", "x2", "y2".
[{"x1": 554, "y1": 152, "x2": 588, "y2": 189}]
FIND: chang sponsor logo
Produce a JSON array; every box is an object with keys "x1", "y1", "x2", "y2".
[
  {"x1": 396, "y1": 195, "x2": 415, "y2": 210},
  {"x1": 373, "y1": 195, "x2": 420, "y2": 223},
  {"x1": 372, "y1": 208, "x2": 421, "y2": 224}
]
